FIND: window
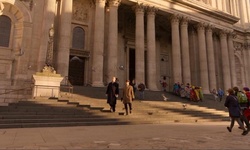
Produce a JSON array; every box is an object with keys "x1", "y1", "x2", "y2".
[
  {"x1": 0, "y1": 15, "x2": 11, "y2": 47},
  {"x1": 72, "y1": 26, "x2": 85, "y2": 50}
]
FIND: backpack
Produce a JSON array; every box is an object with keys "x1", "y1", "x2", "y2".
[{"x1": 237, "y1": 91, "x2": 248, "y2": 103}]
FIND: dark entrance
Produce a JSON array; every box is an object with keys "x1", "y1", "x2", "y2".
[
  {"x1": 68, "y1": 56, "x2": 85, "y2": 86},
  {"x1": 129, "y1": 48, "x2": 135, "y2": 82}
]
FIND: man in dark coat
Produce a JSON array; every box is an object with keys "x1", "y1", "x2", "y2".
[
  {"x1": 106, "y1": 77, "x2": 119, "y2": 112},
  {"x1": 224, "y1": 88, "x2": 248, "y2": 135}
]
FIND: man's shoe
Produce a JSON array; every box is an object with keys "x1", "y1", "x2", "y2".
[
  {"x1": 130, "y1": 110, "x2": 132, "y2": 114},
  {"x1": 242, "y1": 130, "x2": 248, "y2": 135},
  {"x1": 227, "y1": 127, "x2": 232, "y2": 132}
]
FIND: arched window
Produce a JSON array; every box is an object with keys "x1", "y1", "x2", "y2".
[
  {"x1": 0, "y1": 15, "x2": 11, "y2": 47},
  {"x1": 72, "y1": 26, "x2": 85, "y2": 50}
]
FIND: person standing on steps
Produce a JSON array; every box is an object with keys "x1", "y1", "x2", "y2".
[
  {"x1": 121, "y1": 80, "x2": 135, "y2": 115},
  {"x1": 106, "y1": 76, "x2": 119, "y2": 112}
]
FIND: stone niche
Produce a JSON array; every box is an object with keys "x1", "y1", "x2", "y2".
[{"x1": 32, "y1": 66, "x2": 63, "y2": 98}]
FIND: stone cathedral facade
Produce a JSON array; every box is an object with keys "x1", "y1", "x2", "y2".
[{"x1": 0, "y1": 0, "x2": 250, "y2": 94}]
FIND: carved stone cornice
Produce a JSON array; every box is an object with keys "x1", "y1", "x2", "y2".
[{"x1": 108, "y1": 0, "x2": 121, "y2": 7}]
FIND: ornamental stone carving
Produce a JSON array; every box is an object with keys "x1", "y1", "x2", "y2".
[
  {"x1": 147, "y1": 6, "x2": 158, "y2": 15},
  {"x1": 108, "y1": 0, "x2": 121, "y2": 7},
  {"x1": 170, "y1": 14, "x2": 181, "y2": 23},
  {"x1": 19, "y1": 0, "x2": 33, "y2": 11},
  {"x1": 134, "y1": 3, "x2": 145, "y2": 13},
  {"x1": 73, "y1": 0, "x2": 90, "y2": 22}
]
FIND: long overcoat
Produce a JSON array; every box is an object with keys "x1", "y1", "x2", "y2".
[
  {"x1": 106, "y1": 82, "x2": 119, "y2": 105},
  {"x1": 122, "y1": 85, "x2": 135, "y2": 104}
]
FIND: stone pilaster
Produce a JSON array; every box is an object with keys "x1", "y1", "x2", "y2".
[
  {"x1": 171, "y1": 14, "x2": 182, "y2": 83},
  {"x1": 91, "y1": 0, "x2": 106, "y2": 87},
  {"x1": 56, "y1": 0, "x2": 72, "y2": 77},
  {"x1": 228, "y1": 32, "x2": 236, "y2": 87},
  {"x1": 180, "y1": 16, "x2": 191, "y2": 85},
  {"x1": 135, "y1": 3, "x2": 145, "y2": 85},
  {"x1": 146, "y1": 6, "x2": 158, "y2": 90},
  {"x1": 220, "y1": 30, "x2": 231, "y2": 90},
  {"x1": 206, "y1": 24, "x2": 217, "y2": 90},
  {"x1": 197, "y1": 23, "x2": 209, "y2": 93},
  {"x1": 106, "y1": 0, "x2": 121, "y2": 82}
]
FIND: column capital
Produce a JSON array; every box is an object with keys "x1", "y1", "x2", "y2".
[
  {"x1": 108, "y1": 0, "x2": 121, "y2": 7},
  {"x1": 206, "y1": 24, "x2": 215, "y2": 32},
  {"x1": 170, "y1": 14, "x2": 181, "y2": 23},
  {"x1": 197, "y1": 22, "x2": 206, "y2": 30},
  {"x1": 134, "y1": 3, "x2": 145, "y2": 13},
  {"x1": 146, "y1": 6, "x2": 158, "y2": 16},
  {"x1": 244, "y1": 42, "x2": 250, "y2": 50},
  {"x1": 180, "y1": 16, "x2": 190, "y2": 26},
  {"x1": 95, "y1": 0, "x2": 106, "y2": 4},
  {"x1": 228, "y1": 31, "x2": 237, "y2": 39},
  {"x1": 219, "y1": 29, "x2": 229, "y2": 38}
]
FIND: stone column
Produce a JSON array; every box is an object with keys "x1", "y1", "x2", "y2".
[
  {"x1": 220, "y1": 30, "x2": 231, "y2": 90},
  {"x1": 135, "y1": 4, "x2": 145, "y2": 85},
  {"x1": 206, "y1": 25, "x2": 217, "y2": 90},
  {"x1": 171, "y1": 14, "x2": 182, "y2": 83},
  {"x1": 91, "y1": 0, "x2": 106, "y2": 87},
  {"x1": 106, "y1": 0, "x2": 120, "y2": 82},
  {"x1": 56, "y1": 0, "x2": 72, "y2": 77},
  {"x1": 146, "y1": 6, "x2": 158, "y2": 91},
  {"x1": 197, "y1": 23, "x2": 209, "y2": 93},
  {"x1": 37, "y1": 0, "x2": 56, "y2": 71},
  {"x1": 180, "y1": 17, "x2": 191, "y2": 84},
  {"x1": 228, "y1": 33, "x2": 236, "y2": 87}
]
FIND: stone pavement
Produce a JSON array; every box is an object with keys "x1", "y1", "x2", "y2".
[{"x1": 0, "y1": 122, "x2": 250, "y2": 150}]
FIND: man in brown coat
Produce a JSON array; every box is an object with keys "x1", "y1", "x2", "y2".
[{"x1": 122, "y1": 80, "x2": 135, "y2": 115}]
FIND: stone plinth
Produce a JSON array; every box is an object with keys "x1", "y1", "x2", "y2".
[{"x1": 32, "y1": 66, "x2": 63, "y2": 98}]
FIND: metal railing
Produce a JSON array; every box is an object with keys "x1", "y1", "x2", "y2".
[{"x1": 0, "y1": 86, "x2": 33, "y2": 105}]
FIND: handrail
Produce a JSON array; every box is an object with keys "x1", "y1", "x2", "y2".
[{"x1": 0, "y1": 86, "x2": 32, "y2": 96}]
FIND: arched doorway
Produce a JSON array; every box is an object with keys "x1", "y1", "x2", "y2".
[{"x1": 68, "y1": 56, "x2": 85, "y2": 86}]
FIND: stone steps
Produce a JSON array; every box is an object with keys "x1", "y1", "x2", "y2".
[{"x1": 0, "y1": 86, "x2": 230, "y2": 128}]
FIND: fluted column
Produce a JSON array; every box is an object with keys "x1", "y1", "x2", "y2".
[
  {"x1": 220, "y1": 30, "x2": 231, "y2": 90},
  {"x1": 180, "y1": 17, "x2": 191, "y2": 84},
  {"x1": 206, "y1": 25, "x2": 217, "y2": 90},
  {"x1": 135, "y1": 4, "x2": 145, "y2": 85},
  {"x1": 197, "y1": 23, "x2": 209, "y2": 93},
  {"x1": 228, "y1": 33, "x2": 236, "y2": 87},
  {"x1": 56, "y1": 0, "x2": 72, "y2": 76},
  {"x1": 171, "y1": 14, "x2": 182, "y2": 83},
  {"x1": 91, "y1": 0, "x2": 106, "y2": 87},
  {"x1": 106, "y1": 0, "x2": 120, "y2": 82},
  {"x1": 146, "y1": 6, "x2": 157, "y2": 90}
]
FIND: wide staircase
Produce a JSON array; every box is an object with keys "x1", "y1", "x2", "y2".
[{"x1": 0, "y1": 86, "x2": 230, "y2": 128}]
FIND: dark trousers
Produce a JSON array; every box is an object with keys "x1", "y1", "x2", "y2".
[{"x1": 124, "y1": 103, "x2": 132, "y2": 114}]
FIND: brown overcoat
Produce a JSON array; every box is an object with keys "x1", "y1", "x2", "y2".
[{"x1": 122, "y1": 85, "x2": 135, "y2": 104}]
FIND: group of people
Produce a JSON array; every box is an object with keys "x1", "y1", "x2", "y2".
[
  {"x1": 172, "y1": 82, "x2": 204, "y2": 102},
  {"x1": 105, "y1": 77, "x2": 146, "y2": 115},
  {"x1": 224, "y1": 86, "x2": 250, "y2": 136}
]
